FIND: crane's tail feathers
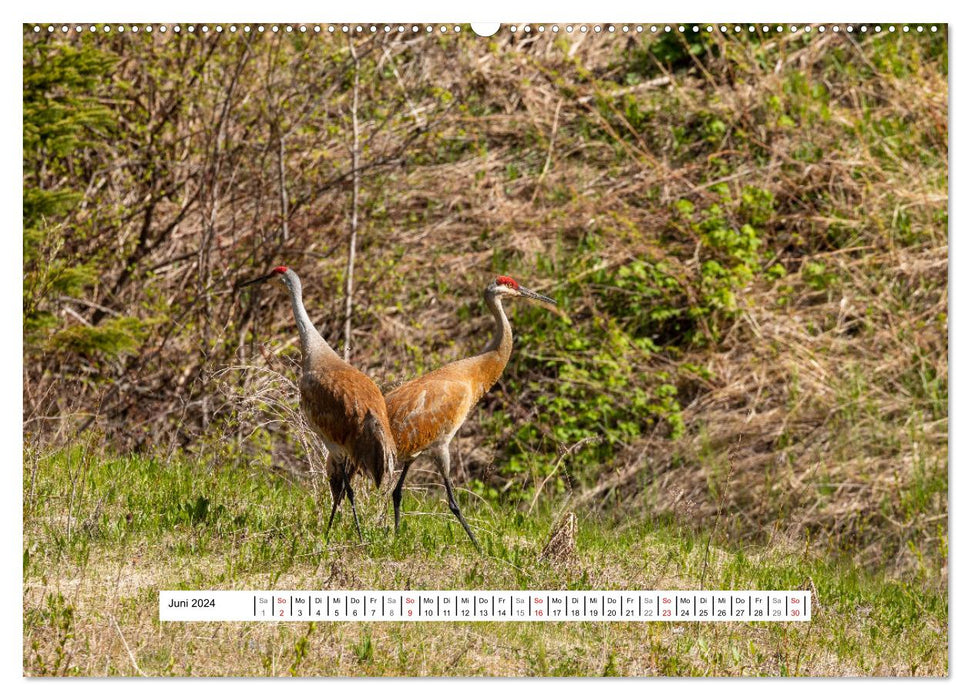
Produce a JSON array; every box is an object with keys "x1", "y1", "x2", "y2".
[{"x1": 355, "y1": 410, "x2": 397, "y2": 489}]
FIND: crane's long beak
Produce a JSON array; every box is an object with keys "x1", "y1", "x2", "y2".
[
  {"x1": 236, "y1": 272, "x2": 275, "y2": 290},
  {"x1": 518, "y1": 286, "x2": 556, "y2": 306}
]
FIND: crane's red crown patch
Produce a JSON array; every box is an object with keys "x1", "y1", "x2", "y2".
[
  {"x1": 273, "y1": 266, "x2": 289, "y2": 274},
  {"x1": 496, "y1": 276, "x2": 519, "y2": 289}
]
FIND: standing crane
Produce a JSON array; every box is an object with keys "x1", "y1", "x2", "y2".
[
  {"x1": 385, "y1": 275, "x2": 556, "y2": 551},
  {"x1": 238, "y1": 266, "x2": 397, "y2": 541}
]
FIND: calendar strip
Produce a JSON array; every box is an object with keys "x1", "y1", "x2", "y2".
[{"x1": 160, "y1": 590, "x2": 811, "y2": 622}]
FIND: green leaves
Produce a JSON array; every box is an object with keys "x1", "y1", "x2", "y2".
[
  {"x1": 48, "y1": 315, "x2": 152, "y2": 358},
  {"x1": 24, "y1": 39, "x2": 120, "y2": 360},
  {"x1": 22, "y1": 41, "x2": 116, "y2": 159}
]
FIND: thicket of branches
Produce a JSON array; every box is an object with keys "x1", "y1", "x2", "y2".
[
  {"x1": 23, "y1": 26, "x2": 947, "y2": 574},
  {"x1": 24, "y1": 29, "x2": 452, "y2": 446}
]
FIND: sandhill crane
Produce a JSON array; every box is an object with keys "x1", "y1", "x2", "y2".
[
  {"x1": 385, "y1": 275, "x2": 556, "y2": 551},
  {"x1": 238, "y1": 266, "x2": 397, "y2": 541}
]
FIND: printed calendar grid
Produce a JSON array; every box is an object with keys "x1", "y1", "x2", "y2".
[{"x1": 160, "y1": 590, "x2": 811, "y2": 622}]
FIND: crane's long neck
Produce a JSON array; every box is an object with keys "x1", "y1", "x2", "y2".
[
  {"x1": 483, "y1": 290, "x2": 513, "y2": 364},
  {"x1": 282, "y1": 270, "x2": 337, "y2": 365},
  {"x1": 468, "y1": 289, "x2": 514, "y2": 400}
]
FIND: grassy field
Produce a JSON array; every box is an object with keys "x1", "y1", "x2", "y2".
[{"x1": 23, "y1": 445, "x2": 947, "y2": 677}]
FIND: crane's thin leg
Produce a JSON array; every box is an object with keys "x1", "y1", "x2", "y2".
[
  {"x1": 343, "y1": 473, "x2": 364, "y2": 543},
  {"x1": 435, "y1": 446, "x2": 481, "y2": 553},
  {"x1": 325, "y1": 476, "x2": 345, "y2": 537},
  {"x1": 392, "y1": 460, "x2": 414, "y2": 534}
]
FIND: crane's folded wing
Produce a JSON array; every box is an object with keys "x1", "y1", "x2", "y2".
[{"x1": 299, "y1": 367, "x2": 394, "y2": 458}]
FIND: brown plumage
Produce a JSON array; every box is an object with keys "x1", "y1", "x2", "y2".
[
  {"x1": 387, "y1": 276, "x2": 556, "y2": 551},
  {"x1": 386, "y1": 352, "x2": 507, "y2": 459},
  {"x1": 238, "y1": 266, "x2": 396, "y2": 541}
]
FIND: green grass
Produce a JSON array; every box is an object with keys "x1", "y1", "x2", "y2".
[{"x1": 23, "y1": 446, "x2": 947, "y2": 676}]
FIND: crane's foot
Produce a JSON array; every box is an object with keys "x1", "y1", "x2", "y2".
[
  {"x1": 442, "y1": 475, "x2": 481, "y2": 554},
  {"x1": 391, "y1": 461, "x2": 413, "y2": 535}
]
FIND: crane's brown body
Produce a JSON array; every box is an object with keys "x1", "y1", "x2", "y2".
[
  {"x1": 385, "y1": 341, "x2": 509, "y2": 460},
  {"x1": 387, "y1": 277, "x2": 555, "y2": 550},
  {"x1": 300, "y1": 361, "x2": 396, "y2": 490}
]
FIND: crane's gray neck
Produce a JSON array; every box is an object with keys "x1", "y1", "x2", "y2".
[
  {"x1": 483, "y1": 289, "x2": 512, "y2": 360},
  {"x1": 281, "y1": 269, "x2": 337, "y2": 364}
]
